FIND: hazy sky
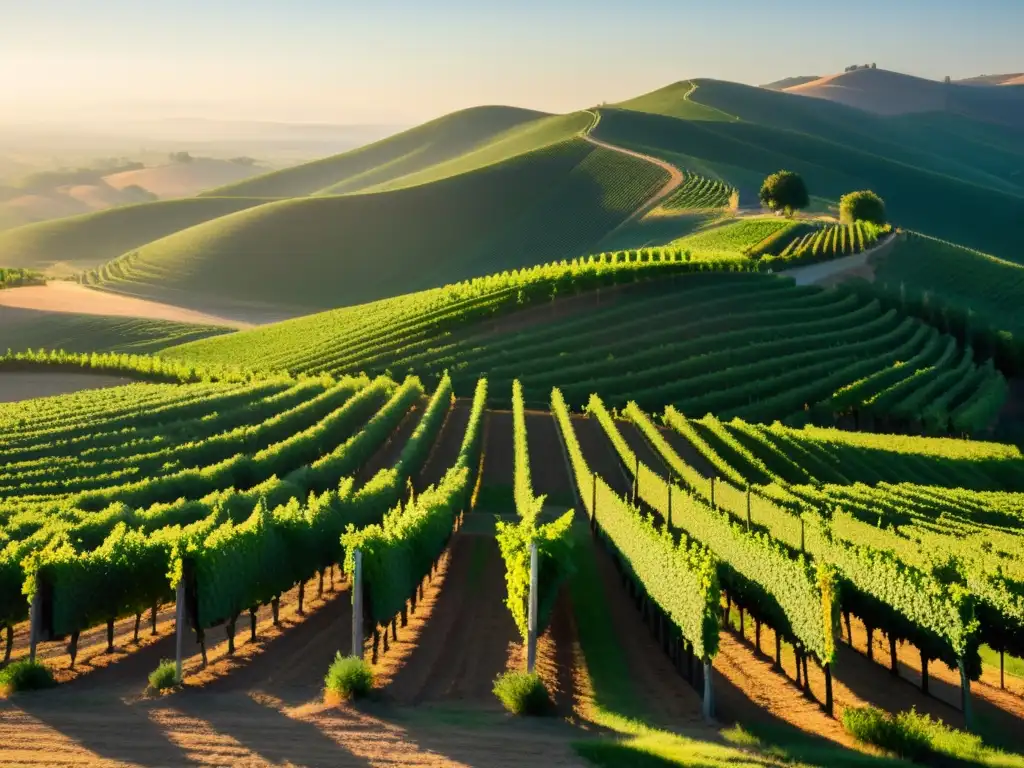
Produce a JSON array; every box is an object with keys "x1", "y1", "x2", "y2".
[{"x1": 2, "y1": 0, "x2": 1021, "y2": 126}]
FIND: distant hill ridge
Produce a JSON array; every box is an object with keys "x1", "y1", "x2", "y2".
[{"x1": 783, "y1": 67, "x2": 1024, "y2": 123}]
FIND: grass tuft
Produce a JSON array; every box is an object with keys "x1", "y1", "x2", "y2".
[
  {"x1": 324, "y1": 653, "x2": 373, "y2": 703},
  {"x1": 492, "y1": 670, "x2": 551, "y2": 716},
  {"x1": 147, "y1": 659, "x2": 179, "y2": 692},
  {"x1": 843, "y1": 706, "x2": 931, "y2": 760},
  {"x1": 0, "y1": 660, "x2": 55, "y2": 696}
]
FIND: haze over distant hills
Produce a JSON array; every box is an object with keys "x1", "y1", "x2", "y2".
[
  {"x1": 780, "y1": 67, "x2": 1024, "y2": 122},
  {"x1": 1, "y1": 68, "x2": 1020, "y2": 325}
]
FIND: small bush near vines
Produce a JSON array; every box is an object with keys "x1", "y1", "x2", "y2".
[
  {"x1": 324, "y1": 653, "x2": 373, "y2": 703},
  {"x1": 148, "y1": 659, "x2": 179, "y2": 692},
  {"x1": 0, "y1": 660, "x2": 55, "y2": 696},
  {"x1": 493, "y1": 671, "x2": 551, "y2": 716}
]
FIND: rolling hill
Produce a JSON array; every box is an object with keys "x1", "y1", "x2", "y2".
[
  {"x1": 0, "y1": 305, "x2": 231, "y2": 354},
  {"x1": 0, "y1": 197, "x2": 272, "y2": 274},
  {"x1": 760, "y1": 75, "x2": 820, "y2": 91},
  {"x1": 85, "y1": 138, "x2": 668, "y2": 317},
  {"x1": 103, "y1": 157, "x2": 271, "y2": 199},
  {"x1": 205, "y1": 105, "x2": 558, "y2": 198},
  {"x1": 599, "y1": 80, "x2": 1024, "y2": 260},
  {"x1": 5, "y1": 71, "x2": 1022, "y2": 328},
  {"x1": 784, "y1": 68, "x2": 1024, "y2": 125}
]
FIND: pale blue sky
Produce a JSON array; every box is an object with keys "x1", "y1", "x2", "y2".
[{"x1": 1, "y1": 0, "x2": 1020, "y2": 124}]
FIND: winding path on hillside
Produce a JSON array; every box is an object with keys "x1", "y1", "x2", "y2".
[
  {"x1": 581, "y1": 109, "x2": 685, "y2": 226},
  {"x1": 780, "y1": 232, "x2": 898, "y2": 286}
]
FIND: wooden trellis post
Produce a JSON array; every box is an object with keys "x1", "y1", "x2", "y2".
[
  {"x1": 527, "y1": 542, "x2": 539, "y2": 673},
  {"x1": 352, "y1": 549, "x2": 364, "y2": 658}
]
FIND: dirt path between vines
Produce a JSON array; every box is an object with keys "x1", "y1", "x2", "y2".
[{"x1": 0, "y1": 282, "x2": 250, "y2": 329}]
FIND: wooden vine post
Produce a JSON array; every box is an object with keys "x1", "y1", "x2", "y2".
[
  {"x1": 667, "y1": 479, "x2": 672, "y2": 528},
  {"x1": 591, "y1": 473, "x2": 597, "y2": 533},
  {"x1": 824, "y1": 662, "x2": 834, "y2": 716},
  {"x1": 702, "y1": 656, "x2": 714, "y2": 720},
  {"x1": 526, "y1": 541, "x2": 539, "y2": 673},
  {"x1": 28, "y1": 575, "x2": 40, "y2": 664},
  {"x1": 959, "y1": 658, "x2": 973, "y2": 731},
  {"x1": 352, "y1": 549, "x2": 364, "y2": 659},
  {"x1": 710, "y1": 476, "x2": 716, "y2": 509},
  {"x1": 174, "y1": 573, "x2": 186, "y2": 683}
]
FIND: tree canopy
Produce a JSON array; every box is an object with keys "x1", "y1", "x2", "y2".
[
  {"x1": 759, "y1": 171, "x2": 809, "y2": 215},
  {"x1": 840, "y1": 190, "x2": 886, "y2": 226}
]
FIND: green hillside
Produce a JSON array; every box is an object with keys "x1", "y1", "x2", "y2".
[
  {"x1": 163, "y1": 256, "x2": 1004, "y2": 435},
  {"x1": 851, "y1": 233, "x2": 1024, "y2": 374},
  {"x1": 0, "y1": 197, "x2": 271, "y2": 273},
  {"x1": 318, "y1": 111, "x2": 592, "y2": 194},
  {"x1": 602, "y1": 80, "x2": 1024, "y2": 260},
  {"x1": 872, "y1": 234, "x2": 1024, "y2": 334},
  {"x1": 205, "y1": 105, "x2": 555, "y2": 198},
  {"x1": 0, "y1": 306, "x2": 231, "y2": 354},
  {"x1": 86, "y1": 140, "x2": 667, "y2": 315}
]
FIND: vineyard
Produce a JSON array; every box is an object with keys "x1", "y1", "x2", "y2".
[
  {"x1": 153, "y1": 260, "x2": 1006, "y2": 437},
  {"x1": 650, "y1": 173, "x2": 735, "y2": 214},
  {"x1": 2, "y1": 68, "x2": 1024, "y2": 768},
  {"x1": 0, "y1": 341, "x2": 1022, "y2": 765}
]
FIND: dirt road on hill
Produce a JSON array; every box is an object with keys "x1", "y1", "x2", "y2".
[
  {"x1": 581, "y1": 111, "x2": 684, "y2": 226},
  {"x1": 0, "y1": 282, "x2": 251, "y2": 329},
  {"x1": 780, "y1": 233, "x2": 897, "y2": 287}
]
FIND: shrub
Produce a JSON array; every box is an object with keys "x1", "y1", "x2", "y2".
[
  {"x1": 324, "y1": 653, "x2": 373, "y2": 703},
  {"x1": 840, "y1": 190, "x2": 886, "y2": 226},
  {"x1": 759, "y1": 171, "x2": 809, "y2": 215},
  {"x1": 148, "y1": 659, "x2": 179, "y2": 692},
  {"x1": 493, "y1": 671, "x2": 551, "y2": 716},
  {"x1": 0, "y1": 660, "x2": 55, "y2": 696},
  {"x1": 841, "y1": 705, "x2": 931, "y2": 761}
]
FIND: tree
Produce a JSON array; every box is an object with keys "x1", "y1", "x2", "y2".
[
  {"x1": 871, "y1": 63, "x2": 877, "y2": 69},
  {"x1": 839, "y1": 190, "x2": 886, "y2": 226},
  {"x1": 759, "y1": 171, "x2": 809, "y2": 215},
  {"x1": 168, "y1": 151, "x2": 193, "y2": 164}
]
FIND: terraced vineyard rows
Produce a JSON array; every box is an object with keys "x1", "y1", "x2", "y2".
[
  {"x1": 621, "y1": 404, "x2": 1024, "y2": 672},
  {"x1": 158, "y1": 264, "x2": 1006, "y2": 436},
  {"x1": 650, "y1": 173, "x2": 735, "y2": 213}
]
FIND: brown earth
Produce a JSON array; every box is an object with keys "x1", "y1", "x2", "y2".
[
  {"x1": 356, "y1": 399, "x2": 424, "y2": 484},
  {"x1": 0, "y1": 282, "x2": 250, "y2": 329},
  {"x1": 657, "y1": 423, "x2": 720, "y2": 479},
  {"x1": 480, "y1": 410, "x2": 513, "y2": 491},
  {"x1": 104, "y1": 159, "x2": 267, "y2": 200},
  {"x1": 0, "y1": 372, "x2": 131, "y2": 404},
  {"x1": 570, "y1": 414, "x2": 630, "y2": 496},
  {"x1": 417, "y1": 404, "x2": 469, "y2": 490},
  {"x1": 524, "y1": 411, "x2": 575, "y2": 503}
]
